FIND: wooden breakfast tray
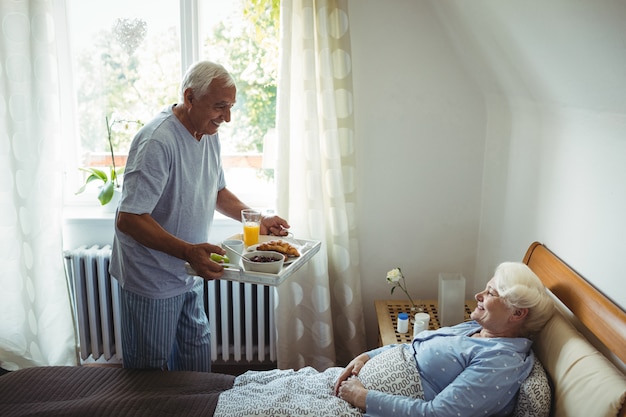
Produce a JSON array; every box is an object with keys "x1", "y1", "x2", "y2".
[{"x1": 186, "y1": 234, "x2": 321, "y2": 286}]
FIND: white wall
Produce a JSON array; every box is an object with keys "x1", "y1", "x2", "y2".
[
  {"x1": 478, "y1": 99, "x2": 626, "y2": 301},
  {"x1": 349, "y1": 0, "x2": 486, "y2": 348},
  {"x1": 350, "y1": 0, "x2": 626, "y2": 349},
  {"x1": 433, "y1": 0, "x2": 626, "y2": 306}
]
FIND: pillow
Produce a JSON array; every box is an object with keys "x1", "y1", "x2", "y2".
[
  {"x1": 357, "y1": 344, "x2": 424, "y2": 399},
  {"x1": 514, "y1": 356, "x2": 552, "y2": 417},
  {"x1": 533, "y1": 311, "x2": 626, "y2": 417}
]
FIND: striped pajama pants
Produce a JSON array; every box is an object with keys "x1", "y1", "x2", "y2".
[{"x1": 120, "y1": 280, "x2": 211, "y2": 371}]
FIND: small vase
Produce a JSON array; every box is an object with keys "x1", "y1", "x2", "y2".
[{"x1": 410, "y1": 303, "x2": 424, "y2": 315}]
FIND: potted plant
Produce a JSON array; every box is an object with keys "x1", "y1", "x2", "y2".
[{"x1": 76, "y1": 115, "x2": 142, "y2": 205}]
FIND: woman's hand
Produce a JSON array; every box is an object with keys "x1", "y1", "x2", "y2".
[
  {"x1": 337, "y1": 377, "x2": 367, "y2": 411},
  {"x1": 333, "y1": 352, "x2": 370, "y2": 395}
]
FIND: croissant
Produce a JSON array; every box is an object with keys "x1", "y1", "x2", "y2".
[{"x1": 258, "y1": 240, "x2": 300, "y2": 257}]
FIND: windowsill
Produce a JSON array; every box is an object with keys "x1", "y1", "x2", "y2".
[
  {"x1": 62, "y1": 205, "x2": 238, "y2": 223},
  {"x1": 62, "y1": 203, "x2": 116, "y2": 250},
  {"x1": 63, "y1": 205, "x2": 116, "y2": 222},
  {"x1": 62, "y1": 203, "x2": 241, "y2": 250}
]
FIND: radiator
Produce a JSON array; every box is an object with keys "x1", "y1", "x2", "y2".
[{"x1": 64, "y1": 245, "x2": 276, "y2": 365}]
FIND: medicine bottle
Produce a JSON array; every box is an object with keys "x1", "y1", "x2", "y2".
[{"x1": 397, "y1": 312, "x2": 409, "y2": 333}]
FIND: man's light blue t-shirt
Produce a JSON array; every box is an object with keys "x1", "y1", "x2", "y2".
[{"x1": 110, "y1": 105, "x2": 226, "y2": 298}]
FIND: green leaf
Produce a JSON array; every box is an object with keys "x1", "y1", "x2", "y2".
[
  {"x1": 79, "y1": 167, "x2": 108, "y2": 182},
  {"x1": 75, "y1": 175, "x2": 96, "y2": 194},
  {"x1": 76, "y1": 168, "x2": 109, "y2": 195},
  {"x1": 76, "y1": 165, "x2": 123, "y2": 202},
  {"x1": 97, "y1": 180, "x2": 115, "y2": 205}
]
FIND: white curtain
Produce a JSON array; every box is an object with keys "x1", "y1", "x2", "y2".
[
  {"x1": 275, "y1": 0, "x2": 366, "y2": 370},
  {"x1": 0, "y1": 0, "x2": 75, "y2": 369}
]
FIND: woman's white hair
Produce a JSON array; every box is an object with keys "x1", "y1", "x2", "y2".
[
  {"x1": 492, "y1": 262, "x2": 555, "y2": 336},
  {"x1": 179, "y1": 61, "x2": 236, "y2": 101}
]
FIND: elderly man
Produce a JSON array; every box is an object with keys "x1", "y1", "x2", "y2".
[{"x1": 110, "y1": 61, "x2": 289, "y2": 372}]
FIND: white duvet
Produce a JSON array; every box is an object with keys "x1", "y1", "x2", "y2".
[
  {"x1": 214, "y1": 366, "x2": 361, "y2": 417},
  {"x1": 214, "y1": 345, "x2": 423, "y2": 417}
]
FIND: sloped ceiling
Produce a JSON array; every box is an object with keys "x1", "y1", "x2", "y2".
[{"x1": 430, "y1": 0, "x2": 626, "y2": 114}]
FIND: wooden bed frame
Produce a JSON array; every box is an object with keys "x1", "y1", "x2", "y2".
[{"x1": 523, "y1": 241, "x2": 626, "y2": 417}]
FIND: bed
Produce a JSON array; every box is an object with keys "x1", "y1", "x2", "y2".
[
  {"x1": 0, "y1": 241, "x2": 625, "y2": 416},
  {"x1": 522, "y1": 242, "x2": 626, "y2": 417}
]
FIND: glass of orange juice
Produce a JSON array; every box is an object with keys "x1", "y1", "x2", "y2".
[{"x1": 241, "y1": 209, "x2": 262, "y2": 247}]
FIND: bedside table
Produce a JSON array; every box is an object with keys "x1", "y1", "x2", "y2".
[{"x1": 375, "y1": 299, "x2": 477, "y2": 346}]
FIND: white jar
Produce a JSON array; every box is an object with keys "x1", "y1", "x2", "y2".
[
  {"x1": 413, "y1": 312, "x2": 431, "y2": 337},
  {"x1": 397, "y1": 312, "x2": 409, "y2": 333}
]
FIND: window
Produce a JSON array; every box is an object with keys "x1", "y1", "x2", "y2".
[{"x1": 64, "y1": 0, "x2": 278, "y2": 210}]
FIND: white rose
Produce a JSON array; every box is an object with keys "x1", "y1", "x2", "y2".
[{"x1": 386, "y1": 268, "x2": 402, "y2": 283}]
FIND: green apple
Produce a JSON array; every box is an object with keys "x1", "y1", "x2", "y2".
[{"x1": 210, "y1": 253, "x2": 230, "y2": 263}]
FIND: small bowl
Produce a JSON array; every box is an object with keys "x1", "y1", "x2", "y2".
[{"x1": 242, "y1": 250, "x2": 285, "y2": 274}]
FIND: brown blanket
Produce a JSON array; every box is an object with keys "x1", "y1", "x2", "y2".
[{"x1": 0, "y1": 366, "x2": 235, "y2": 417}]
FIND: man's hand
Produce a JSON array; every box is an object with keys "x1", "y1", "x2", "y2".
[
  {"x1": 260, "y1": 214, "x2": 291, "y2": 236},
  {"x1": 185, "y1": 243, "x2": 229, "y2": 281}
]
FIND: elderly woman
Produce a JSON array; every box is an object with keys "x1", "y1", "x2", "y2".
[
  {"x1": 212, "y1": 262, "x2": 555, "y2": 417},
  {"x1": 334, "y1": 261, "x2": 555, "y2": 417}
]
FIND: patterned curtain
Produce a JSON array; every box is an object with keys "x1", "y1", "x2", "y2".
[
  {"x1": 0, "y1": 0, "x2": 76, "y2": 369},
  {"x1": 275, "y1": 0, "x2": 366, "y2": 369}
]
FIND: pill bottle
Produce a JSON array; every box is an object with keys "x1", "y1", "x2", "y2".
[{"x1": 397, "y1": 312, "x2": 409, "y2": 333}]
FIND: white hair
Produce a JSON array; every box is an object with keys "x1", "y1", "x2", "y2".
[
  {"x1": 179, "y1": 61, "x2": 236, "y2": 101},
  {"x1": 492, "y1": 262, "x2": 555, "y2": 336}
]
